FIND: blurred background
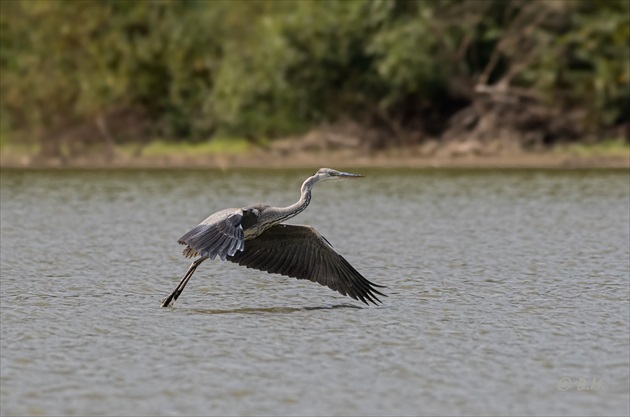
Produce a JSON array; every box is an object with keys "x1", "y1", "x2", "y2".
[{"x1": 0, "y1": 0, "x2": 628, "y2": 165}]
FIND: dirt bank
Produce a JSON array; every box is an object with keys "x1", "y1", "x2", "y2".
[{"x1": 1, "y1": 147, "x2": 628, "y2": 170}]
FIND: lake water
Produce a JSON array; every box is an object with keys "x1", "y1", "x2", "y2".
[{"x1": 1, "y1": 168, "x2": 629, "y2": 416}]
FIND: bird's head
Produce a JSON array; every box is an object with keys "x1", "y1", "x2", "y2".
[{"x1": 313, "y1": 168, "x2": 364, "y2": 182}]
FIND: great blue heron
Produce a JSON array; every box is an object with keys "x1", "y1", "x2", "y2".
[{"x1": 160, "y1": 168, "x2": 386, "y2": 307}]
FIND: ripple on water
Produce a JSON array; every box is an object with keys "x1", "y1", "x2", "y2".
[{"x1": 1, "y1": 168, "x2": 628, "y2": 416}]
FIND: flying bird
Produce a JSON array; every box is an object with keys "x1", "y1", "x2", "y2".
[{"x1": 160, "y1": 168, "x2": 386, "y2": 307}]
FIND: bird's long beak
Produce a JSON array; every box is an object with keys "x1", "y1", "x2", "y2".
[{"x1": 338, "y1": 171, "x2": 364, "y2": 178}]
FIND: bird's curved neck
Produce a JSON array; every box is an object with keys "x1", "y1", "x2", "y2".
[{"x1": 269, "y1": 175, "x2": 317, "y2": 226}]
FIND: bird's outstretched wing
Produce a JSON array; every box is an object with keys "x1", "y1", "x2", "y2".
[
  {"x1": 178, "y1": 208, "x2": 245, "y2": 260},
  {"x1": 227, "y1": 224, "x2": 386, "y2": 305}
]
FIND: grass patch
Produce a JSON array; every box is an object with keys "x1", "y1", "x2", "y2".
[
  {"x1": 1, "y1": 136, "x2": 253, "y2": 160},
  {"x1": 129, "y1": 137, "x2": 252, "y2": 157},
  {"x1": 0, "y1": 136, "x2": 40, "y2": 157},
  {"x1": 558, "y1": 139, "x2": 629, "y2": 157}
]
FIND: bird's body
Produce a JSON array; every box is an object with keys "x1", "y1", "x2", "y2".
[{"x1": 160, "y1": 168, "x2": 385, "y2": 307}]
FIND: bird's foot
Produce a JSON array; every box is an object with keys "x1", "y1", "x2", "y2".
[{"x1": 160, "y1": 295, "x2": 174, "y2": 308}]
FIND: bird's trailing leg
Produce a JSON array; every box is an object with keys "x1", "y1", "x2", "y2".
[{"x1": 160, "y1": 255, "x2": 208, "y2": 307}]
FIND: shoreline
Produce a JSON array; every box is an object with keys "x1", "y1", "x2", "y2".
[{"x1": 1, "y1": 149, "x2": 628, "y2": 170}]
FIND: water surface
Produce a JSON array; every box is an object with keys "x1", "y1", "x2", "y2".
[{"x1": 1, "y1": 168, "x2": 629, "y2": 416}]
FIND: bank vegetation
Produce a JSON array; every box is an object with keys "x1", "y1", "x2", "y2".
[{"x1": 1, "y1": 0, "x2": 628, "y2": 164}]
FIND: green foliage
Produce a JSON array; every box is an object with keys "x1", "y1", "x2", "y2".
[
  {"x1": 1, "y1": 0, "x2": 222, "y2": 141},
  {"x1": 0, "y1": 0, "x2": 627, "y2": 148}
]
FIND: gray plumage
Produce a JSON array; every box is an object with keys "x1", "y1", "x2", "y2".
[{"x1": 160, "y1": 168, "x2": 386, "y2": 307}]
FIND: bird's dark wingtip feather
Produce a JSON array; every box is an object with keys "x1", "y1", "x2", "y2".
[{"x1": 365, "y1": 279, "x2": 387, "y2": 289}]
